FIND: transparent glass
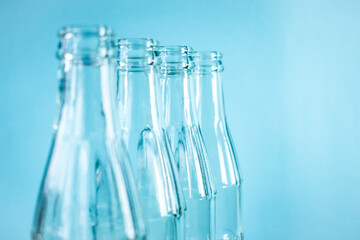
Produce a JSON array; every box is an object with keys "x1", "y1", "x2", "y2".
[
  {"x1": 116, "y1": 39, "x2": 185, "y2": 240},
  {"x1": 31, "y1": 26, "x2": 147, "y2": 240},
  {"x1": 193, "y1": 51, "x2": 243, "y2": 240},
  {"x1": 160, "y1": 46, "x2": 216, "y2": 240}
]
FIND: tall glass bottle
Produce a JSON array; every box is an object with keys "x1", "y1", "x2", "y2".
[
  {"x1": 32, "y1": 26, "x2": 147, "y2": 240},
  {"x1": 160, "y1": 46, "x2": 216, "y2": 240},
  {"x1": 116, "y1": 39, "x2": 185, "y2": 240},
  {"x1": 193, "y1": 51, "x2": 243, "y2": 240}
]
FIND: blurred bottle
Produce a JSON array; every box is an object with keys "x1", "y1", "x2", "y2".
[
  {"x1": 32, "y1": 25, "x2": 146, "y2": 240},
  {"x1": 116, "y1": 39, "x2": 185, "y2": 240},
  {"x1": 193, "y1": 51, "x2": 243, "y2": 240},
  {"x1": 160, "y1": 46, "x2": 216, "y2": 240}
]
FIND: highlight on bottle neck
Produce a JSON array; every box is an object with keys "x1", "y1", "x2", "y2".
[
  {"x1": 56, "y1": 25, "x2": 115, "y2": 63},
  {"x1": 193, "y1": 51, "x2": 224, "y2": 73},
  {"x1": 159, "y1": 45, "x2": 194, "y2": 74},
  {"x1": 116, "y1": 38, "x2": 160, "y2": 70}
]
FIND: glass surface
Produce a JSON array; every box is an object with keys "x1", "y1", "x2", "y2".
[
  {"x1": 160, "y1": 46, "x2": 216, "y2": 240},
  {"x1": 193, "y1": 51, "x2": 243, "y2": 240},
  {"x1": 32, "y1": 26, "x2": 147, "y2": 240},
  {"x1": 116, "y1": 39, "x2": 185, "y2": 240}
]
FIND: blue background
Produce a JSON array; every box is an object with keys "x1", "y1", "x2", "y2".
[{"x1": 1, "y1": 0, "x2": 360, "y2": 239}]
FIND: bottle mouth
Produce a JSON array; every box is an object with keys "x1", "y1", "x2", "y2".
[
  {"x1": 57, "y1": 25, "x2": 115, "y2": 62},
  {"x1": 116, "y1": 38, "x2": 161, "y2": 70},
  {"x1": 159, "y1": 45, "x2": 194, "y2": 72},
  {"x1": 58, "y1": 25, "x2": 114, "y2": 38},
  {"x1": 160, "y1": 45, "x2": 193, "y2": 53},
  {"x1": 193, "y1": 51, "x2": 224, "y2": 72},
  {"x1": 117, "y1": 38, "x2": 160, "y2": 49},
  {"x1": 193, "y1": 51, "x2": 222, "y2": 61}
]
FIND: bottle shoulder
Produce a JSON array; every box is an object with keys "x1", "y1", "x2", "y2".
[
  {"x1": 166, "y1": 125, "x2": 217, "y2": 199},
  {"x1": 33, "y1": 135, "x2": 145, "y2": 240},
  {"x1": 200, "y1": 121, "x2": 242, "y2": 187},
  {"x1": 122, "y1": 126, "x2": 185, "y2": 219}
]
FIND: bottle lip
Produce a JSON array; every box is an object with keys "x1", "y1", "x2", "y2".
[
  {"x1": 193, "y1": 51, "x2": 223, "y2": 60},
  {"x1": 116, "y1": 38, "x2": 161, "y2": 69},
  {"x1": 58, "y1": 25, "x2": 114, "y2": 38},
  {"x1": 159, "y1": 45, "x2": 194, "y2": 54},
  {"x1": 57, "y1": 25, "x2": 115, "y2": 62},
  {"x1": 116, "y1": 38, "x2": 160, "y2": 49},
  {"x1": 159, "y1": 45, "x2": 194, "y2": 72},
  {"x1": 193, "y1": 51, "x2": 224, "y2": 72}
]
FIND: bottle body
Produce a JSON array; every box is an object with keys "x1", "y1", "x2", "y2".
[
  {"x1": 33, "y1": 138, "x2": 145, "y2": 240},
  {"x1": 193, "y1": 52, "x2": 243, "y2": 240},
  {"x1": 160, "y1": 46, "x2": 216, "y2": 240},
  {"x1": 32, "y1": 26, "x2": 146, "y2": 240},
  {"x1": 171, "y1": 125, "x2": 216, "y2": 240},
  {"x1": 203, "y1": 121, "x2": 242, "y2": 240},
  {"x1": 116, "y1": 39, "x2": 185, "y2": 240}
]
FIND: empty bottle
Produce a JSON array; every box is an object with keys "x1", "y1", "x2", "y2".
[
  {"x1": 32, "y1": 26, "x2": 147, "y2": 240},
  {"x1": 160, "y1": 46, "x2": 216, "y2": 240},
  {"x1": 116, "y1": 39, "x2": 185, "y2": 240},
  {"x1": 193, "y1": 51, "x2": 243, "y2": 240}
]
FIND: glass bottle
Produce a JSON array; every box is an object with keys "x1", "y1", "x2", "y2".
[
  {"x1": 160, "y1": 46, "x2": 216, "y2": 240},
  {"x1": 116, "y1": 39, "x2": 185, "y2": 240},
  {"x1": 31, "y1": 26, "x2": 147, "y2": 240},
  {"x1": 193, "y1": 51, "x2": 243, "y2": 240}
]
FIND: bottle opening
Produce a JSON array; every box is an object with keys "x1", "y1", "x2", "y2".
[
  {"x1": 160, "y1": 45, "x2": 194, "y2": 73},
  {"x1": 57, "y1": 25, "x2": 115, "y2": 63},
  {"x1": 193, "y1": 51, "x2": 224, "y2": 72},
  {"x1": 58, "y1": 25, "x2": 113, "y2": 38},
  {"x1": 116, "y1": 38, "x2": 160, "y2": 70},
  {"x1": 117, "y1": 38, "x2": 159, "y2": 49}
]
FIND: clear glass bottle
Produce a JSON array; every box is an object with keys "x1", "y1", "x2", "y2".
[
  {"x1": 160, "y1": 46, "x2": 216, "y2": 240},
  {"x1": 116, "y1": 39, "x2": 185, "y2": 240},
  {"x1": 31, "y1": 26, "x2": 147, "y2": 240},
  {"x1": 193, "y1": 51, "x2": 243, "y2": 240}
]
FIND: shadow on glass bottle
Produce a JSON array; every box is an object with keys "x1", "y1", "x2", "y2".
[
  {"x1": 31, "y1": 25, "x2": 147, "y2": 240},
  {"x1": 116, "y1": 39, "x2": 185, "y2": 240},
  {"x1": 160, "y1": 46, "x2": 216, "y2": 240},
  {"x1": 193, "y1": 51, "x2": 243, "y2": 240}
]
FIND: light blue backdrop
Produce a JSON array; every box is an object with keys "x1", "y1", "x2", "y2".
[{"x1": 1, "y1": 0, "x2": 359, "y2": 239}]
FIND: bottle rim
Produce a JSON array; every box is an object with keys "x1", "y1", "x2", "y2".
[
  {"x1": 56, "y1": 25, "x2": 116, "y2": 62},
  {"x1": 58, "y1": 25, "x2": 114, "y2": 38},
  {"x1": 116, "y1": 38, "x2": 161, "y2": 69},
  {"x1": 193, "y1": 51, "x2": 224, "y2": 72},
  {"x1": 159, "y1": 45, "x2": 194, "y2": 72},
  {"x1": 193, "y1": 51, "x2": 223, "y2": 60},
  {"x1": 159, "y1": 45, "x2": 194, "y2": 54},
  {"x1": 116, "y1": 38, "x2": 160, "y2": 49}
]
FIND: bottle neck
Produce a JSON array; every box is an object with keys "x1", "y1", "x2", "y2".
[
  {"x1": 194, "y1": 70, "x2": 227, "y2": 127},
  {"x1": 56, "y1": 59, "x2": 118, "y2": 139},
  {"x1": 117, "y1": 67, "x2": 163, "y2": 134},
  {"x1": 162, "y1": 70, "x2": 197, "y2": 128}
]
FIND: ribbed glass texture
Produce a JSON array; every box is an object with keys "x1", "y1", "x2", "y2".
[
  {"x1": 116, "y1": 39, "x2": 185, "y2": 240},
  {"x1": 193, "y1": 51, "x2": 243, "y2": 240},
  {"x1": 32, "y1": 26, "x2": 147, "y2": 240},
  {"x1": 160, "y1": 46, "x2": 216, "y2": 240}
]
